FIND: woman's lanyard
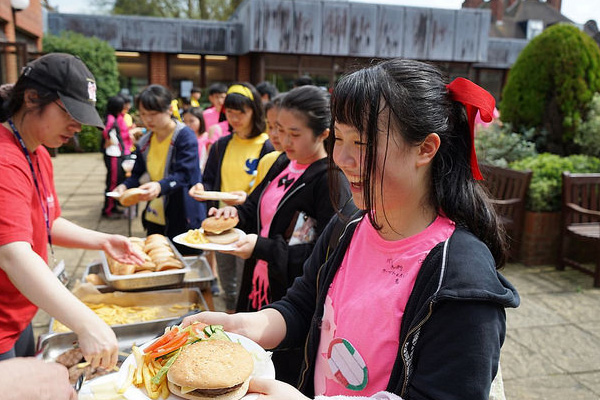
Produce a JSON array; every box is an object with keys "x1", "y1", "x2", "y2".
[{"x1": 7, "y1": 119, "x2": 57, "y2": 267}]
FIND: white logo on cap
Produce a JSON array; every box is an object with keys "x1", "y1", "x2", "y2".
[{"x1": 87, "y1": 81, "x2": 97, "y2": 102}]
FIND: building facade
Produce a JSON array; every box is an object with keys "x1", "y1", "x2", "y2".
[
  {"x1": 0, "y1": 1, "x2": 43, "y2": 84},
  {"x1": 10, "y1": 0, "x2": 576, "y2": 101}
]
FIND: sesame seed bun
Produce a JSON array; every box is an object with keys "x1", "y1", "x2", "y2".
[
  {"x1": 201, "y1": 216, "x2": 239, "y2": 235},
  {"x1": 167, "y1": 340, "x2": 253, "y2": 400}
]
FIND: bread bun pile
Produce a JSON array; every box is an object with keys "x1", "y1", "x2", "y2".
[
  {"x1": 106, "y1": 234, "x2": 184, "y2": 275},
  {"x1": 119, "y1": 188, "x2": 146, "y2": 207},
  {"x1": 201, "y1": 216, "x2": 240, "y2": 245}
]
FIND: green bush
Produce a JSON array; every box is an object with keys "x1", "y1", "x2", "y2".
[
  {"x1": 43, "y1": 31, "x2": 119, "y2": 152},
  {"x1": 574, "y1": 92, "x2": 600, "y2": 156},
  {"x1": 475, "y1": 122, "x2": 537, "y2": 167},
  {"x1": 509, "y1": 153, "x2": 600, "y2": 212},
  {"x1": 500, "y1": 24, "x2": 600, "y2": 155}
]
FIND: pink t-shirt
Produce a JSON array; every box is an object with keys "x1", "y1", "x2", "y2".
[
  {"x1": 314, "y1": 215, "x2": 455, "y2": 396},
  {"x1": 258, "y1": 160, "x2": 309, "y2": 236},
  {"x1": 249, "y1": 160, "x2": 310, "y2": 308},
  {"x1": 202, "y1": 107, "x2": 230, "y2": 140}
]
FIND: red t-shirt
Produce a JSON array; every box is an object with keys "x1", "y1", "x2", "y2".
[{"x1": 0, "y1": 124, "x2": 61, "y2": 353}]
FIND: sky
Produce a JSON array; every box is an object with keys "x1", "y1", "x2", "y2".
[{"x1": 48, "y1": 0, "x2": 596, "y2": 26}]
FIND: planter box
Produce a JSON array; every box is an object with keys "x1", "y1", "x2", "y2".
[{"x1": 519, "y1": 211, "x2": 561, "y2": 266}]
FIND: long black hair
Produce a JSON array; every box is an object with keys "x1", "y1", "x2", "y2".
[
  {"x1": 223, "y1": 82, "x2": 265, "y2": 138},
  {"x1": 105, "y1": 95, "x2": 125, "y2": 120},
  {"x1": 329, "y1": 58, "x2": 507, "y2": 267}
]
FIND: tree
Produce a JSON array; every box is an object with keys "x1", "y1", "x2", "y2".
[
  {"x1": 93, "y1": 0, "x2": 243, "y2": 20},
  {"x1": 43, "y1": 31, "x2": 120, "y2": 152},
  {"x1": 500, "y1": 23, "x2": 600, "y2": 155}
]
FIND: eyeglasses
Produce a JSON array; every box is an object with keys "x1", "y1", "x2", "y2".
[{"x1": 54, "y1": 100, "x2": 69, "y2": 115}]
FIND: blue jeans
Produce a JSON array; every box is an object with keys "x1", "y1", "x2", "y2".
[{"x1": 215, "y1": 252, "x2": 245, "y2": 311}]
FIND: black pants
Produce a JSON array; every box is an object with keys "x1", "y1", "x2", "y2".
[
  {"x1": 103, "y1": 154, "x2": 125, "y2": 215},
  {"x1": 0, "y1": 323, "x2": 35, "y2": 360}
]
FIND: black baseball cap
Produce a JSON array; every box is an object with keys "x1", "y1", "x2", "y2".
[{"x1": 22, "y1": 53, "x2": 104, "y2": 129}]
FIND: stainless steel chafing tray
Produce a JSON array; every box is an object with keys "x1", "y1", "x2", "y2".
[
  {"x1": 83, "y1": 255, "x2": 213, "y2": 293},
  {"x1": 100, "y1": 238, "x2": 191, "y2": 291},
  {"x1": 37, "y1": 319, "x2": 175, "y2": 362},
  {"x1": 46, "y1": 287, "x2": 207, "y2": 334}
]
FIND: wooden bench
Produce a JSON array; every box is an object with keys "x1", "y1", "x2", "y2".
[
  {"x1": 558, "y1": 172, "x2": 600, "y2": 287},
  {"x1": 480, "y1": 164, "x2": 533, "y2": 261}
]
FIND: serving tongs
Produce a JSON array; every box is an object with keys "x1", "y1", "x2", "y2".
[{"x1": 73, "y1": 372, "x2": 86, "y2": 392}]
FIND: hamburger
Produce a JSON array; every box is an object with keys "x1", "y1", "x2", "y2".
[
  {"x1": 201, "y1": 216, "x2": 240, "y2": 245},
  {"x1": 167, "y1": 340, "x2": 254, "y2": 400}
]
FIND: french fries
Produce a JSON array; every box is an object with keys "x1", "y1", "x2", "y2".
[
  {"x1": 183, "y1": 228, "x2": 209, "y2": 244},
  {"x1": 120, "y1": 345, "x2": 170, "y2": 399},
  {"x1": 52, "y1": 303, "x2": 195, "y2": 333},
  {"x1": 119, "y1": 324, "x2": 225, "y2": 399}
]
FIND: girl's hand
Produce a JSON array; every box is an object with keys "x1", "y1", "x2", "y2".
[
  {"x1": 248, "y1": 377, "x2": 310, "y2": 400},
  {"x1": 139, "y1": 181, "x2": 161, "y2": 201},
  {"x1": 221, "y1": 233, "x2": 257, "y2": 260},
  {"x1": 209, "y1": 206, "x2": 238, "y2": 219},
  {"x1": 76, "y1": 319, "x2": 119, "y2": 369},
  {"x1": 101, "y1": 235, "x2": 145, "y2": 265},
  {"x1": 114, "y1": 184, "x2": 127, "y2": 195},
  {"x1": 181, "y1": 311, "x2": 238, "y2": 332},
  {"x1": 188, "y1": 183, "x2": 205, "y2": 201},
  {"x1": 222, "y1": 191, "x2": 247, "y2": 206}
]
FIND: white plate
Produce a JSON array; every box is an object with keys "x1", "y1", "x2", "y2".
[
  {"x1": 106, "y1": 332, "x2": 274, "y2": 400},
  {"x1": 172, "y1": 229, "x2": 246, "y2": 251},
  {"x1": 106, "y1": 191, "x2": 122, "y2": 198},
  {"x1": 191, "y1": 191, "x2": 240, "y2": 201}
]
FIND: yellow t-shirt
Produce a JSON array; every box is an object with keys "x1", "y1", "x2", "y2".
[
  {"x1": 171, "y1": 100, "x2": 181, "y2": 121},
  {"x1": 123, "y1": 113, "x2": 134, "y2": 128},
  {"x1": 190, "y1": 98, "x2": 200, "y2": 108},
  {"x1": 144, "y1": 131, "x2": 173, "y2": 226},
  {"x1": 220, "y1": 133, "x2": 269, "y2": 196},
  {"x1": 251, "y1": 150, "x2": 282, "y2": 193}
]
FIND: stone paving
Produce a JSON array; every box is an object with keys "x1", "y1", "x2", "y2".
[{"x1": 33, "y1": 153, "x2": 600, "y2": 399}]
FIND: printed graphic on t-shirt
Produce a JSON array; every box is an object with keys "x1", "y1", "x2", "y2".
[
  {"x1": 277, "y1": 173, "x2": 295, "y2": 190},
  {"x1": 245, "y1": 158, "x2": 259, "y2": 175},
  {"x1": 317, "y1": 296, "x2": 369, "y2": 393},
  {"x1": 327, "y1": 338, "x2": 368, "y2": 391}
]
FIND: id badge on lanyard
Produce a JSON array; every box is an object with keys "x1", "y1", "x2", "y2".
[{"x1": 8, "y1": 119, "x2": 69, "y2": 286}]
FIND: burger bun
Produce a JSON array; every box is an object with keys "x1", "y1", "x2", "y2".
[
  {"x1": 119, "y1": 188, "x2": 147, "y2": 207},
  {"x1": 201, "y1": 216, "x2": 239, "y2": 235},
  {"x1": 167, "y1": 379, "x2": 250, "y2": 400},
  {"x1": 205, "y1": 229, "x2": 240, "y2": 245}
]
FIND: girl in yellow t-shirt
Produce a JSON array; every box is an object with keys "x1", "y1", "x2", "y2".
[{"x1": 189, "y1": 82, "x2": 274, "y2": 313}]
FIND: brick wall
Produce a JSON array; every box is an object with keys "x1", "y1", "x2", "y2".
[
  {"x1": 519, "y1": 211, "x2": 561, "y2": 266},
  {"x1": 237, "y1": 55, "x2": 251, "y2": 82},
  {"x1": 149, "y1": 53, "x2": 168, "y2": 87}
]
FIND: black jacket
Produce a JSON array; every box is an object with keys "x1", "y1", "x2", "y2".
[
  {"x1": 268, "y1": 213, "x2": 520, "y2": 399},
  {"x1": 236, "y1": 154, "x2": 351, "y2": 311},
  {"x1": 123, "y1": 121, "x2": 206, "y2": 239}
]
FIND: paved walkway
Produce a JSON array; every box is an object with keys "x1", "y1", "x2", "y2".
[{"x1": 34, "y1": 153, "x2": 600, "y2": 399}]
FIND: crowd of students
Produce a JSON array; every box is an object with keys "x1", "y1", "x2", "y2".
[{"x1": 0, "y1": 53, "x2": 519, "y2": 400}]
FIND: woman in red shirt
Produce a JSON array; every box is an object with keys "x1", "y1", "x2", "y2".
[{"x1": 0, "y1": 53, "x2": 143, "y2": 372}]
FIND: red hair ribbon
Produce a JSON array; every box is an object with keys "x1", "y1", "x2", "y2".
[{"x1": 446, "y1": 77, "x2": 496, "y2": 180}]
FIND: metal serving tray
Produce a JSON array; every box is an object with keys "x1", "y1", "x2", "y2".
[
  {"x1": 100, "y1": 239, "x2": 191, "y2": 291},
  {"x1": 37, "y1": 319, "x2": 174, "y2": 362},
  {"x1": 45, "y1": 287, "x2": 207, "y2": 335},
  {"x1": 84, "y1": 255, "x2": 213, "y2": 293}
]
